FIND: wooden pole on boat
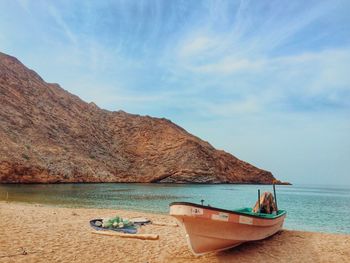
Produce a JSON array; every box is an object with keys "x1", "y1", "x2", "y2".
[
  {"x1": 273, "y1": 183, "x2": 278, "y2": 211},
  {"x1": 258, "y1": 189, "x2": 261, "y2": 213}
]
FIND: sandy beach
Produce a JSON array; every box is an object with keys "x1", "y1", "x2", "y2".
[{"x1": 0, "y1": 201, "x2": 349, "y2": 263}]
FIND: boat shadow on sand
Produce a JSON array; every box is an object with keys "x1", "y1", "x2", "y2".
[
  {"x1": 212, "y1": 230, "x2": 319, "y2": 262},
  {"x1": 220, "y1": 230, "x2": 285, "y2": 256}
]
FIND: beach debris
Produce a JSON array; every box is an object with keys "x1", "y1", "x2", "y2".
[
  {"x1": 0, "y1": 247, "x2": 27, "y2": 258},
  {"x1": 91, "y1": 230, "x2": 159, "y2": 240},
  {"x1": 0, "y1": 248, "x2": 53, "y2": 259},
  {"x1": 20, "y1": 247, "x2": 27, "y2": 255}
]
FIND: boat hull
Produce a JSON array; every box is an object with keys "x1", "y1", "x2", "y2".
[{"x1": 170, "y1": 202, "x2": 286, "y2": 255}]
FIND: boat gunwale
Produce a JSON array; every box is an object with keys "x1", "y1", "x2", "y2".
[{"x1": 169, "y1": 201, "x2": 286, "y2": 220}]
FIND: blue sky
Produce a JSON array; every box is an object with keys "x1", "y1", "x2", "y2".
[{"x1": 1, "y1": 0, "x2": 349, "y2": 185}]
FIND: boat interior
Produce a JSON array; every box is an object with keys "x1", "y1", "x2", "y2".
[{"x1": 233, "y1": 207, "x2": 286, "y2": 219}]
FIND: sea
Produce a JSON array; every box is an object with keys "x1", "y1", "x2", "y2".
[{"x1": 0, "y1": 183, "x2": 349, "y2": 234}]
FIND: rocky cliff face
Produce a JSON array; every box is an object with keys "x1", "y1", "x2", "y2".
[{"x1": 0, "y1": 52, "x2": 282, "y2": 184}]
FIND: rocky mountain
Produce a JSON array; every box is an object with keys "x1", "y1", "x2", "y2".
[{"x1": 0, "y1": 52, "x2": 283, "y2": 184}]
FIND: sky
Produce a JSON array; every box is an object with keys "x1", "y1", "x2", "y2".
[{"x1": 0, "y1": 0, "x2": 349, "y2": 185}]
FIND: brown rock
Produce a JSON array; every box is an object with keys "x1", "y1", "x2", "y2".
[{"x1": 0, "y1": 52, "x2": 284, "y2": 184}]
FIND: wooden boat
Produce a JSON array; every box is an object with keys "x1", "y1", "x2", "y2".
[{"x1": 169, "y1": 196, "x2": 286, "y2": 255}]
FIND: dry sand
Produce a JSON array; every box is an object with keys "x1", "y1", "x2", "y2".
[{"x1": 0, "y1": 201, "x2": 349, "y2": 263}]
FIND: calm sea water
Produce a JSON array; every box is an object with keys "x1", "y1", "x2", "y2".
[{"x1": 0, "y1": 183, "x2": 349, "y2": 234}]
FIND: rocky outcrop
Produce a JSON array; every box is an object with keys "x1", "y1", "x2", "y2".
[{"x1": 0, "y1": 52, "x2": 284, "y2": 184}]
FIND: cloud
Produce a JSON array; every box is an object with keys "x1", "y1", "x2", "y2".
[
  {"x1": 178, "y1": 35, "x2": 218, "y2": 58},
  {"x1": 187, "y1": 57, "x2": 265, "y2": 74},
  {"x1": 7, "y1": 0, "x2": 349, "y2": 119},
  {"x1": 204, "y1": 96, "x2": 261, "y2": 116},
  {"x1": 169, "y1": 47, "x2": 350, "y2": 117},
  {"x1": 46, "y1": 3, "x2": 78, "y2": 45}
]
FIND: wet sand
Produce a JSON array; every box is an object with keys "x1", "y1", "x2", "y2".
[{"x1": 0, "y1": 201, "x2": 349, "y2": 263}]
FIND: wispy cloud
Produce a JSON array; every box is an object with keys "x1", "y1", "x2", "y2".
[
  {"x1": 46, "y1": 2, "x2": 78, "y2": 45},
  {"x1": 178, "y1": 48, "x2": 350, "y2": 116},
  {"x1": 178, "y1": 35, "x2": 219, "y2": 58}
]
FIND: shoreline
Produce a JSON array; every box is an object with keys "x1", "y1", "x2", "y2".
[
  {"x1": 0, "y1": 201, "x2": 349, "y2": 262},
  {"x1": 1, "y1": 199, "x2": 349, "y2": 235}
]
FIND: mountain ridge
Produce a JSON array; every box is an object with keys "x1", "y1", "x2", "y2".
[{"x1": 0, "y1": 52, "x2": 286, "y2": 184}]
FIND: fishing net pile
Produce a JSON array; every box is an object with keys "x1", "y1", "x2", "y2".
[{"x1": 90, "y1": 215, "x2": 137, "y2": 233}]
